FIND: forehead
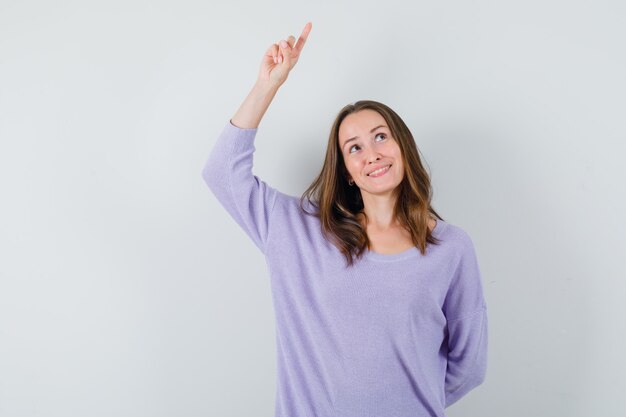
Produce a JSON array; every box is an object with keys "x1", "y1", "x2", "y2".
[{"x1": 338, "y1": 109, "x2": 387, "y2": 146}]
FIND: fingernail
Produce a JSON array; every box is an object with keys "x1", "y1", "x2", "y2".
[{"x1": 280, "y1": 40, "x2": 288, "y2": 48}]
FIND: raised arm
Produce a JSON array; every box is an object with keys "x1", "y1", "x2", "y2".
[
  {"x1": 231, "y1": 21, "x2": 312, "y2": 129},
  {"x1": 202, "y1": 23, "x2": 312, "y2": 253}
]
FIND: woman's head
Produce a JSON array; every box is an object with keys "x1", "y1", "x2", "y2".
[
  {"x1": 300, "y1": 100, "x2": 443, "y2": 266},
  {"x1": 337, "y1": 107, "x2": 405, "y2": 201},
  {"x1": 330, "y1": 100, "x2": 433, "y2": 211}
]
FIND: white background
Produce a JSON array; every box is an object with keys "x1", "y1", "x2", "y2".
[{"x1": 1, "y1": 0, "x2": 625, "y2": 416}]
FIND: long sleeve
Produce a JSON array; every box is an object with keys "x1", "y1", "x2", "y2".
[
  {"x1": 442, "y1": 232, "x2": 489, "y2": 408},
  {"x1": 201, "y1": 120, "x2": 280, "y2": 254}
]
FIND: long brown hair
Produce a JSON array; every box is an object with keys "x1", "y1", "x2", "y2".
[{"x1": 300, "y1": 100, "x2": 444, "y2": 267}]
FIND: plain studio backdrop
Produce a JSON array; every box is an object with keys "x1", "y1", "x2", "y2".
[{"x1": 1, "y1": 0, "x2": 625, "y2": 416}]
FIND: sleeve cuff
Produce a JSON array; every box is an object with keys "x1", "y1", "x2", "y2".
[{"x1": 228, "y1": 119, "x2": 258, "y2": 132}]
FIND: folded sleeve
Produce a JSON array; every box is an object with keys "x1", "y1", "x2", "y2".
[
  {"x1": 442, "y1": 232, "x2": 489, "y2": 408},
  {"x1": 201, "y1": 120, "x2": 280, "y2": 254}
]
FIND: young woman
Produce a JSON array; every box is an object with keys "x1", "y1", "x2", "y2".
[{"x1": 202, "y1": 22, "x2": 488, "y2": 417}]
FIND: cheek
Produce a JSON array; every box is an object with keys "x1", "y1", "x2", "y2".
[
  {"x1": 348, "y1": 163, "x2": 361, "y2": 176},
  {"x1": 392, "y1": 158, "x2": 404, "y2": 175},
  {"x1": 345, "y1": 158, "x2": 359, "y2": 172},
  {"x1": 396, "y1": 164, "x2": 405, "y2": 179}
]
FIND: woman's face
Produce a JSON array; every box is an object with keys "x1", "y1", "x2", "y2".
[{"x1": 338, "y1": 109, "x2": 405, "y2": 197}]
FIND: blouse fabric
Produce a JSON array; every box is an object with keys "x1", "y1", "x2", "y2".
[{"x1": 201, "y1": 121, "x2": 488, "y2": 417}]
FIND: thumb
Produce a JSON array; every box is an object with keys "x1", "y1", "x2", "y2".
[{"x1": 279, "y1": 39, "x2": 292, "y2": 66}]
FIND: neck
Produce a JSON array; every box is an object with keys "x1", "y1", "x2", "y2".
[{"x1": 358, "y1": 190, "x2": 400, "y2": 231}]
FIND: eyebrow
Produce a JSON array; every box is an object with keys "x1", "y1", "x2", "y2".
[{"x1": 342, "y1": 125, "x2": 387, "y2": 149}]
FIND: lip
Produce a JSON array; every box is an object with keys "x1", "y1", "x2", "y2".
[{"x1": 367, "y1": 164, "x2": 392, "y2": 177}]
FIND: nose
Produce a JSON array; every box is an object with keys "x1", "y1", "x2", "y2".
[{"x1": 366, "y1": 148, "x2": 382, "y2": 164}]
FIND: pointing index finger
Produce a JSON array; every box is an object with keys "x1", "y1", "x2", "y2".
[{"x1": 294, "y1": 22, "x2": 312, "y2": 52}]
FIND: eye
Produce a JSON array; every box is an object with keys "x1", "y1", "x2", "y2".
[{"x1": 348, "y1": 133, "x2": 387, "y2": 154}]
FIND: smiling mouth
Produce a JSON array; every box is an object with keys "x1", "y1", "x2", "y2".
[{"x1": 367, "y1": 164, "x2": 392, "y2": 177}]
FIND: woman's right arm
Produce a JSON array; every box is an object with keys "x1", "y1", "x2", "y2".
[{"x1": 201, "y1": 23, "x2": 312, "y2": 254}]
